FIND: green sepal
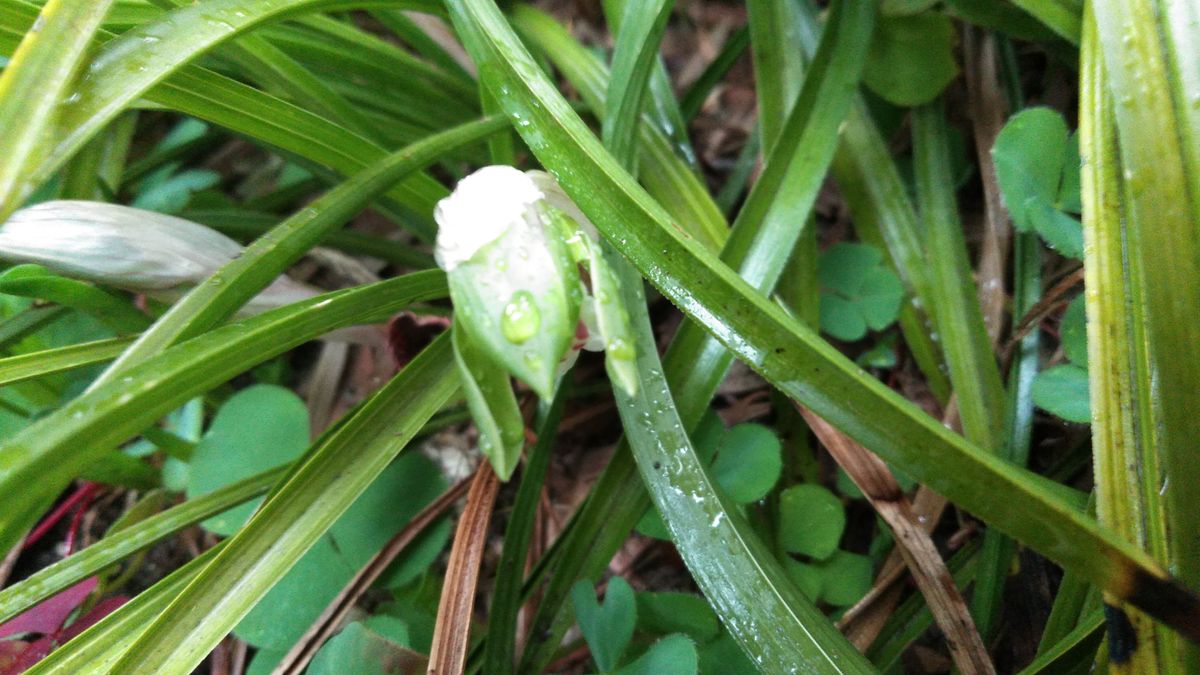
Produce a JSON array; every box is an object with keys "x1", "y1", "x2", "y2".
[
  {"x1": 452, "y1": 317, "x2": 525, "y2": 480},
  {"x1": 587, "y1": 239, "x2": 638, "y2": 397},
  {"x1": 447, "y1": 215, "x2": 581, "y2": 399},
  {"x1": 541, "y1": 203, "x2": 638, "y2": 396}
]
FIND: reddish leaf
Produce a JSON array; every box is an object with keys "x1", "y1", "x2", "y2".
[
  {"x1": 0, "y1": 577, "x2": 96, "y2": 639},
  {"x1": 0, "y1": 641, "x2": 31, "y2": 672},
  {"x1": 58, "y1": 595, "x2": 128, "y2": 642}
]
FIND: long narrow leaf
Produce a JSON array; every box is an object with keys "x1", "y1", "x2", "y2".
[
  {"x1": 912, "y1": 102, "x2": 1006, "y2": 449},
  {"x1": 0, "y1": 467, "x2": 283, "y2": 623},
  {"x1": 442, "y1": 0, "x2": 1200, "y2": 642},
  {"x1": 0, "y1": 0, "x2": 115, "y2": 217},
  {"x1": 0, "y1": 271, "x2": 447, "y2": 555},
  {"x1": 0, "y1": 336, "x2": 131, "y2": 388},
  {"x1": 514, "y1": 1, "x2": 878, "y2": 666},
  {"x1": 594, "y1": 1, "x2": 868, "y2": 666},
  {"x1": 16, "y1": 0, "x2": 439, "y2": 210},
  {"x1": 90, "y1": 114, "x2": 503, "y2": 387},
  {"x1": 110, "y1": 334, "x2": 458, "y2": 673}
]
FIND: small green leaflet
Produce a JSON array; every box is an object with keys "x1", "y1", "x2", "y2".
[
  {"x1": 818, "y1": 242, "x2": 905, "y2": 342},
  {"x1": 572, "y1": 576, "x2": 636, "y2": 673},
  {"x1": 992, "y1": 107, "x2": 1084, "y2": 259},
  {"x1": 863, "y1": 13, "x2": 958, "y2": 106},
  {"x1": 1032, "y1": 295, "x2": 1091, "y2": 423}
]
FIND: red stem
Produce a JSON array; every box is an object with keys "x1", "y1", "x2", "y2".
[
  {"x1": 63, "y1": 485, "x2": 99, "y2": 556},
  {"x1": 23, "y1": 482, "x2": 98, "y2": 551}
]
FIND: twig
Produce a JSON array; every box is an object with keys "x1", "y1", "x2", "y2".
[
  {"x1": 838, "y1": 403, "x2": 959, "y2": 641},
  {"x1": 964, "y1": 25, "x2": 1013, "y2": 347},
  {"x1": 272, "y1": 477, "x2": 472, "y2": 675},
  {"x1": 799, "y1": 407, "x2": 995, "y2": 675},
  {"x1": 428, "y1": 465, "x2": 501, "y2": 675},
  {"x1": 1008, "y1": 265, "x2": 1085, "y2": 348}
]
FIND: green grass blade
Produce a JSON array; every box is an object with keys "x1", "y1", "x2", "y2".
[
  {"x1": 665, "y1": 0, "x2": 874, "y2": 425},
  {"x1": 143, "y1": 0, "x2": 382, "y2": 139},
  {"x1": 595, "y1": 1, "x2": 868, "y2": 666},
  {"x1": 0, "y1": 336, "x2": 131, "y2": 388},
  {"x1": 0, "y1": 271, "x2": 447, "y2": 555},
  {"x1": 110, "y1": 334, "x2": 458, "y2": 673},
  {"x1": 678, "y1": 25, "x2": 749, "y2": 122},
  {"x1": 187, "y1": 209, "x2": 435, "y2": 269},
  {"x1": 0, "y1": 0, "x2": 115, "y2": 217},
  {"x1": 0, "y1": 2, "x2": 447, "y2": 237},
  {"x1": 0, "y1": 267, "x2": 149, "y2": 334},
  {"x1": 912, "y1": 102, "x2": 1006, "y2": 449},
  {"x1": 1082, "y1": 4, "x2": 1200, "y2": 668},
  {"x1": 614, "y1": 258, "x2": 871, "y2": 670},
  {"x1": 1088, "y1": 1, "x2": 1200, "y2": 667},
  {"x1": 368, "y1": 8, "x2": 475, "y2": 79},
  {"x1": 295, "y1": 13, "x2": 477, "y2": 103},
  {"x1": 601, "y1": 0, "x2": 696, "y2": 171},
  {"x1": 0, "y1": 467, "x2": 283, "y2": 623},
  {"x1": 601, "y1": 0, "x2": 673, "y2": 165},
  {"x1": 25, "y1": 543, "x2": 227, "y2": 675},
  {"x1": 513, "y1": 2, "x2": 876, "y2": 666},
  {"x1": 972, "y1": 227, "x2": 1043, "y2": 638},
  {"x1": 1019, "y1": 610, "x2": 1104, "y2": 674},
  {"x1": 483, "y1": 384, "x2": 568, "y2": 675},
  {"x1": 441, "y1": 0, "x2": 1200, "y2": 642},
  {"x1": 18, "y1": 0, "x2": 437, "y2": 206},
  {"x1": 91, "y1": 114, "x2": 504, "y2": 388},
  {"x1": 746, "y1": 0, "x2": 807, "y2": 152},
  {"x1": 215, "y1": 33, "x2": 382, "y2": 140},
  {"x1": 0, "y1": 305, "x2": 67, "y2": 351},
  {"x1": 510, "y1": 6, "x2": 727, "y2": 253},
  {"x1": 745, "y1": 0, "x2": 820, "y2": 326}
]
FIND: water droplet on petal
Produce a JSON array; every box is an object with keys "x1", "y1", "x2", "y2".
[{"x1": 501, "y1": 290, "x2": 540, "y2": 344}]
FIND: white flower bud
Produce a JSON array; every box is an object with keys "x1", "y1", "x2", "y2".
[
  {"x1": 433, "y1": 166, "x2": 598, "y2": 272},
  {"x1": 435, "y1": 165, "x2": 635, "y2": 401},
  {"x1": 0, "y1": 200, "x2": 316, "y2": 314}
]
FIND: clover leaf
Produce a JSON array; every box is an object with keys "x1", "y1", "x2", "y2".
[
  {"x1": 863, "y1": 13, "x2": 958, "y2": 106},
  {"x1": 778, "y1": 484, "x2": 846, "y2": 560},
  {"x1": 993, "y1": 107, "x2": 1084, "y2": 258},
  {"x1": 1032, "y1": 294, "x2": 1092, "y2": 423},
  {"x1": 818, "y1": 243, "x2": 905, "y2": 341},
  {"x1": 572, "y1": 576, "x2": 637, "y2": 673}
]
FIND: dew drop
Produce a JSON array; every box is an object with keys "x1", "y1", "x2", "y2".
[
  {"x1": 501, "y1": 291, "x2": 540, "y2": 344},
  {"x1": 606, "y1": 336, "x2": 635, "y2": 361}
]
